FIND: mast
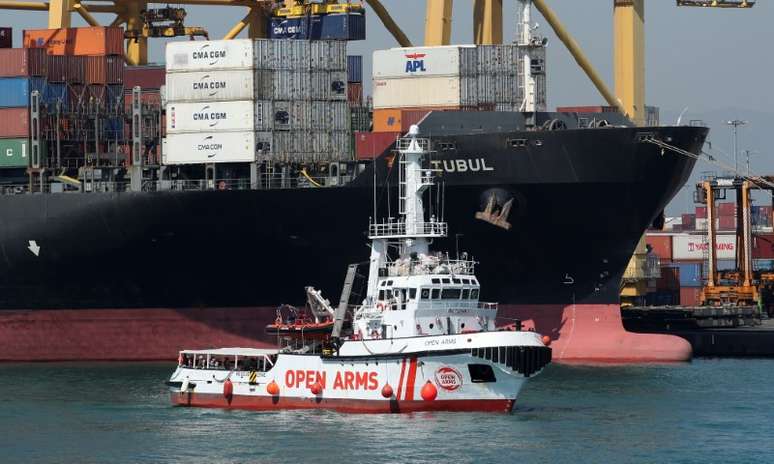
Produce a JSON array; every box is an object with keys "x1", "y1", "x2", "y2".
[
  {"x1": 366, "y1": 125, "x2": 446, "y2": 299},
  {"x1": 517, "y1": 0, "x2": 536, "y2": 113}
]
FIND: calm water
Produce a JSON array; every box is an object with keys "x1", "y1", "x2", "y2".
[{"x1": 1, "y1": 359, "x2": 773, "y2": 464}]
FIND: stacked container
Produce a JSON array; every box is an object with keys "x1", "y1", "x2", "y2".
[
  {"x1": 164, "y1": 39, "x2": 350, "y2": 165},
  {"x1": 0, "y1": 47, "x2": 49, "y2": 168},
  {"x1": 372, "y1": 45, "x2": 545, "y2": 112}
]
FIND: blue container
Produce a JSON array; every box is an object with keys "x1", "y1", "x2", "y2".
[
  {"x1": 677, "y1": 263, "x2": 703, "y2": 287},
  {"x1": 754, "y1": 259, "x2": 774, "y2": 271},
  {"x1": 320, "y1": 13, "x2": 366, "y2": 41},
  {"x1": 347, "y1": 55, "x2": 363, "y2": 82},
  {"x1": 101, "y1": 116, "x2": 124, "y2": 140},
  {"x1": 268, "y1": 15, "x2": 323, "y2": 39},
  {"x1": 0, "y1": 77, "x2": 46, "y2": 108},
  {"x1": 106, "y1": 84, "x2": 124, "y2": 110},
  {"x1": 42, "y1": 82, "x2": 68, "y2": 110}
]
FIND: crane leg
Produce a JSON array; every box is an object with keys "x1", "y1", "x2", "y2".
[
  {"x1": 48, "y1": 0, "x2": 71, "y2": 28},
  {"x1": 248, "y1": 7, "x2": 268, "y2": 39},
  {"x1": 473, "y1": 0, "x2": 502, "y2": 45},
  {"x1": 613, "y1": 0, "x2": 645, "y2": 126},
  {"x1": 424, "y1": 0, "x2": 453, "y2": 46},
  {"x1": 123, "y1": 0, "x2": 148, "y2": 65}
]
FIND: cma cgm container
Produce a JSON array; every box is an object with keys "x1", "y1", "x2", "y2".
[
  {"x1": 166, "y1": 100, "x2": 255, "y2": 133},
  {"x1": 268, "y1": 15, "x2": 323, "y2": 40},
  {"x1": 166, "y1": 39, "x2": 253, "y2": 73},
  {"x1": 319, "y1": 13, "x2": 366, "y2": 41},
  {"x1": 23, "y1": 27, "x2": 123, "y2": 56},
  {"x1": 672, "y1": 234, "x2": 736, "y2": 260},
  {"x1": 165, "y1": 70, "x2": 254, "y2": 102},
  {"x1": 0, "y1": 48, "x2": 47, "y2": 77},
  {"x1": 0, "y1": 77, "x2": 45, "y2": 107},
  {"x1": 163, "y1": 131, "x2": 255, "y2": 164}
]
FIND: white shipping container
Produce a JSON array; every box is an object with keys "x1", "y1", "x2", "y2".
[
  {"x1": 269, "y1": 100, "x2": 311, "y2": 131},
  {"x1": 167, "y1": 100, "x2": 255, "y2": 133},
  {"x1": 373, "y1": 77, "x2": 463, "y2": 109},
  {"x1": 166, "y1": 39, "x2": 254, "y2": 73},
  {"x1": 373, "y1": 45, "x2": 477, "y2": 79},
  {"x1": 165, "y1": 70, "x2": 254, "y2": 102},
  {"x1": 311, "y1": 40, "x2": 346, "y2": 71},
  {"x1": 672, "y1": 234, "x2": 737, "y2": 260},
  {"x1": 272, "y1": 70, "x2": 310, "y2": 100},
  {"x1": 163, "y1": 131, "x2": 255, "y2": 165}
]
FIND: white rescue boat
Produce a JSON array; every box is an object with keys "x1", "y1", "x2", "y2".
[{"x1": 167, "y1": 126, "x2": 551, "y2": 413}]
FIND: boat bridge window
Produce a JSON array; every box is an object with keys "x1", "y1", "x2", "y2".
[
  {"x1": 471, "y1": 289, "x2": 480, "y2": 299},
  {"x1": 452, "y1": 278, "x2": 461, "y2": 284},
  {"x1": 421, "y1": 288, "x2": 430, "y2": 299},
  {"x1": 379, "y1": 290, "x2": 385, "y2": 300},
  {"x1": 409, "y1": 288, "x2": 417, "y2": 299},
  {"x1": 442, "y1": 278, "x2": 451, "y2": 284},
  {"x1": 431, "y1": 288, "x2": 441, "y2": 300},
  {"x1": 432, "y1": 278, "x2": 441, "y2": 284},
  {"x1": 441, "y1": 288, "x2": 462, "y2": 299},
  {"x1": 462, "y1": 289, "x2": 470, "y2": 299}
]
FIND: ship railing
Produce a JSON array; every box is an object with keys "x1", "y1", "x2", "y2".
[
  {"x1": 0, "y1": 173, "x2": 357, "y2": 195},
  {"x1": 384, "y1": 258, "x2": 477, "y2": 276},
  {"x1": 369, "y1": 220, "x2": 448, "y2": 238},
  {"x1": 414, "y1": 300, "x2": 498, "y2": 311},
  {"x1": 396, "y1": 137, "x2": 431, "y2": 153}
]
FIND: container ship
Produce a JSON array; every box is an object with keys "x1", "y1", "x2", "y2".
[{"x1": 0, "y1": 6, "x2": 708, "y2": 363}]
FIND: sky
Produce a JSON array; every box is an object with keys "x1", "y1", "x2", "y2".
[{"x1": 3, "y1": 1, "x2": 772, "y2": 213}]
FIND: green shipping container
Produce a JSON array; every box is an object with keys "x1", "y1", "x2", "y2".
[{"x1": 0, "y1": 138, "x2": 44, "y2": 168}]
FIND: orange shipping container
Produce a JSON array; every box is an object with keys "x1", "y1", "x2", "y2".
[
  {"x1": 372, "y1": 108, "x2": 443, "y2": 133},
  {"x1": 23, "y1": 27, "x2": 124, "y2": 56}
]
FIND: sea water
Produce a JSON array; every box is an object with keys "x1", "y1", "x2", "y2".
[{"x1": 1, "y1": 359, "x2": 772, "y2": 464}]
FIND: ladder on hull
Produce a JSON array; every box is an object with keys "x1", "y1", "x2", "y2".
[{"x1": 332, "y1": 264, "x2": 359, "y2": 341}]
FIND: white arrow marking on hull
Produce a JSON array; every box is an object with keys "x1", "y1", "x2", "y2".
[{"x1": 28, "y1": 240, "x2": 40, "y2": 256}]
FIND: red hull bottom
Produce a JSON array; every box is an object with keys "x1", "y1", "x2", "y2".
[
  {"x1": 170, "y1": 392, "x2": 515, "y2": 413},
  {"x1": 0, "y1": 303, "x2": 691, "y2": 363}
]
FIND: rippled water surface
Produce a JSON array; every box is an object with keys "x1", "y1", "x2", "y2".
[{"x1": 1, "y1": 359, "x2": 773, "y2": 464}]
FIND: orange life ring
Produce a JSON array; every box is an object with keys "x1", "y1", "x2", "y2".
[{"x1": 376, "y1": 302, "x2": 385, "y2": 311}]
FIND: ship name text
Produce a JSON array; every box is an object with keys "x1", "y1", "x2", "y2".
[
  {"x1": 430, "y1": 158, "x2": 495, "y2": 173},
  {"x1": 284, "y1": 369, "x2": 379, "y2": 391}
]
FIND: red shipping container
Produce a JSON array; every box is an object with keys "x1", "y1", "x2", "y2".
[
  {"x1": 696, "y1": 206, "x2": 707, "y2": 218},
  {"x1": 84, "y1": 55, "x2": 123, "y2": 85},
  {"x1": 718, "y1": 202, "x2": 735, "y2": 216},
  {"x1": 679, "y1": 287, "x2": 701, "y2": 306},
  {"x1": 719, "y1": 216, "x2": 736, "y2": 230},
  {"x1": 0, "y1": 107, "x2": 30, "y2": 137},
  {"x1": 0, "y1": 27, "x2": 11, "y2": 48},
  {"x1": 646, "y1": 234, "x2": 672, "y2": 260},
  {"x1": 681, "y1": 213, "x2": 696, "y2": 227},
  {"x1": 124, "y1": 66, "x2": 165, "y2": 90},
  {"x1": 66, "y1": 56, "x2": 85, "y2": 83},
  {"x1": 355, "y1": 131, "x2": 400, "y2": 159},
  {"x1": 0, "y1": 48, "x2": 47, "y2": 77},
  {"x1": 46, "y1": 55, "x2": 67, "y2": 82},
  {"x1": 347, "y1": 82, "x2": 363, "y2": 107},
  {"x1": 753, "y1": 233, "x2": 774, "y2": 259},
  {"x1": 23, "y1": 27, "x2": 124, "y2": 56}
]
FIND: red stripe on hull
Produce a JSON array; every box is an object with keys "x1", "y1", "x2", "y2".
[
  {"x1": 170, "y1": 392, "x2": 516, "y2": 413},
  {"x1": 396, "y1": 358, "x2": 407, "y2": 400},
  {"x1": 499, "y1": 304, "x2": 692, "y2": 364},
  {"x1": 404, "y1": 357, "x2": 418, "y2": 400},
  {"x1": 0, "y1": 303, "x2": 691, "y2": 363}
]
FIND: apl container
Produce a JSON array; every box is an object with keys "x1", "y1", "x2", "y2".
[
  {"x1": 166, "y1": 100, "x2": 255, "y2": 133},
  {"x1": 0, "y1": 77, "x2": 45, "y2": 107},
  {"x1": 373, "y1": 76, "x2": 466, "y2": 109},
  {"x1": 0, "y1": 138, "x2": 30, "y2": 168},
  {"x1": 163, "y1": 131, "x2": 255, "y2": 164},
  {"x1": 24, "y1": 27, "x2": 124, "y2": 56},
  {"x1": 0, "y1": 48, "x2": 47, "y2": 77},
  {"x1": 166, "y1": 39, "x2": 253, "y2": 73},
  {"x1": 373, "y1": 46, "x2": 478, "y2": 79},
  {"x1": 165, "y1": 70, "x2": 254, "y2": 102}
]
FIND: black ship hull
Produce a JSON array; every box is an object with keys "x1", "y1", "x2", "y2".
[{"x1": 0, "y1": 118, "x2": 709, "y2": 362}]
